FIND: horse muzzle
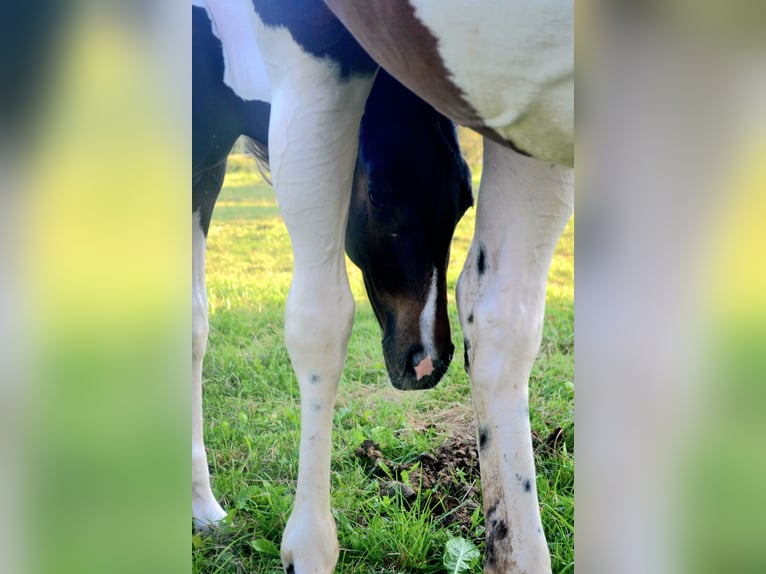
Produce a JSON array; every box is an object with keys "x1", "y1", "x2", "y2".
[{"x1": 384, "y1": 340, "x2": 454, "y2": 390}]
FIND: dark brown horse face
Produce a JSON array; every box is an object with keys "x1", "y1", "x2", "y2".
[{"x1": 345, "y1": 71, "x2": 473, "y2": 390}]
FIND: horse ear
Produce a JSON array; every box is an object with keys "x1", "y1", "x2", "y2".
[
  {"x1": 441, "y1": 118, "x2": 474, "y2": 216},
  {"x1": 457, "y1": 155, "x2": 474, "y2": 216}
]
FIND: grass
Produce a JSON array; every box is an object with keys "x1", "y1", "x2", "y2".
[{"x1": 193, "y1": 159, "x2": 574, "y2": 573}]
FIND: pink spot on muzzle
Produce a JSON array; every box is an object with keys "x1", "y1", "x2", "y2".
[{"x1": 414, "y1": 354, "x2": 435, "y2": 380}]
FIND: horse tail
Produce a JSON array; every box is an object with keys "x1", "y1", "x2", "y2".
[{"x1": 243, "y1": 136, "x2": 272, "y2": 185}]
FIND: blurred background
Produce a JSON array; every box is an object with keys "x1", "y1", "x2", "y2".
[{"x1": 1, "y1": 2, "x2": 188, "y2": 573}]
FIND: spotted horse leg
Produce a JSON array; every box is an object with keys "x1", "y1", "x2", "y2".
[
  {"x1": 192, "y1": 162, "x2": 228, "y2": 527},
  {"x1": 253, "y1": 22, "x2": 375, "y2": 574},
  {"x1": 457, "y1": 139, "x2": 573, "y2": 574}
]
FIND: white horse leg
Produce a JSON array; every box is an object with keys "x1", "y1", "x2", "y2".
[
  {"x1": 272, "y1": 82, "x2": 372, "y2": 572},
  {"x1": 192, "y1": 209, "x2": 226, "y2": 526},
  {"x1": 255, "y1": 24, "x2": 375, "y2": 574},
  {"x1": 457, "y1": 139, "x2": 573, "y2": 574}
]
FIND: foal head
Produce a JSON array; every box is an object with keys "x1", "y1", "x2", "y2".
[{"x1": 346, "y1": 70, "x2": 473, "y2": 390}]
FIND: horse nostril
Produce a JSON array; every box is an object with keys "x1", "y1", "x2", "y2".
[
  {"x1": 407, "y1": 344, "x2": 438, "y2": 381},
  {"x1": 408, "y1": 346, "x2": 427, "y2": 371}
]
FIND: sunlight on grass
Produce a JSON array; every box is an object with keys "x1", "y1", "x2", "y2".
[{"x1": 195, "y1": 161, "x2": 573, "y2": 573}]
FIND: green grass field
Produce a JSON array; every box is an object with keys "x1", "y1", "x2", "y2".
[{"x1": 192, "y1": 159, "x2": 574, "y2": 573}]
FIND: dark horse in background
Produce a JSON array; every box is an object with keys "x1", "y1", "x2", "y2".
[{"x1": 192, "y1": 0, "x2": 472, "y2": 541}]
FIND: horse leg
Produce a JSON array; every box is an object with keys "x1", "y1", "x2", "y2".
[
  {"x1": 192, "y1": 162, "x2": 227, "y2": 527},
  {"x1": 256, "y1": 28, "x2": 375, "y2": 574},
  {"x1": 457, "y1": 139, "x2": 573, "y2": 574}
]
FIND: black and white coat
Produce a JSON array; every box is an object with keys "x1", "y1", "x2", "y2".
[{"x1": 192, "y1": 1, "x2": 573, "y2": 573}]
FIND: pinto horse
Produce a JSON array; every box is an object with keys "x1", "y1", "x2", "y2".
[
  {"x1": 192, "y1": 0, "x2": 471, "y2": 532},
  {"x1": 321, "y1": 3, "x2": 574, "y2": 572},
  {"x1": 198, "y1": 0, "x2": 573, "y2": 572}
]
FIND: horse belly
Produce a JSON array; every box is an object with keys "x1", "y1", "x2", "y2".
[{"x1": 412, "y1": 0, "x2": 574, "y2": 165}]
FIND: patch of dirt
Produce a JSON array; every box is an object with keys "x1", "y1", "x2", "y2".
[
  {"x1": 353, "y1": 424, "x2": 572, "y2": 535},
  {"x1": 354, "y1": 424, "x2": 574, "y2": 536},
  {"x1": 532, "y1": 424, "x2": 574, "y2": 455},
  {"x1": 409, "y1": 403, "x2": 475, "y2": 438},
  {"x1": 354, "y1": 434, "x2": 482, "y2": 534}
]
